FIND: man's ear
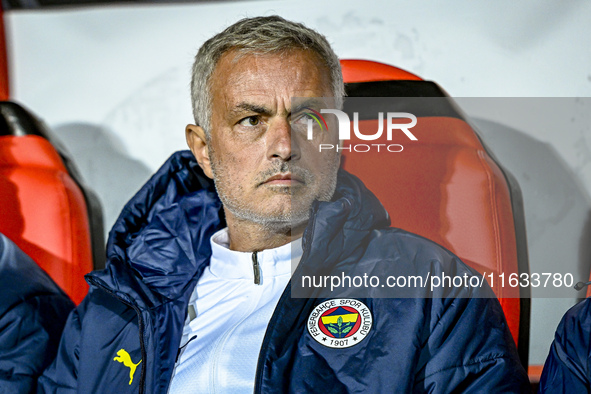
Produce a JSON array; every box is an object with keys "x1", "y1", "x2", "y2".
[{"x1": 186, "y1": 124, "x2": 213, "y2": 179}]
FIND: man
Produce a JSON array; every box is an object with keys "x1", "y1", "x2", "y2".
[{"x1": 38, "y1": 16, "x2": 529, "y2": 393}]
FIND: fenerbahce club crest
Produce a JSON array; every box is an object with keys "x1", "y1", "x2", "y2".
[{"x1": 307, "y1": 299, "x2": 372, "y2": 348}]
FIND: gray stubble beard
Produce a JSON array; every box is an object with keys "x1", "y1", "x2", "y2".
[{"x1": 209, "y1": 150, "x2": 339, "y2": 234}]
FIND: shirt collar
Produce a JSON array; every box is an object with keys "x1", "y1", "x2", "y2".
[{"x1": 208, "y1": 228, "x2": 302, "y2": 280}]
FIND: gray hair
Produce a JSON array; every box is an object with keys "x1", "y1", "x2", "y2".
[{"x1": 190, "y1": 15, "x2": 344, "y2": 135}]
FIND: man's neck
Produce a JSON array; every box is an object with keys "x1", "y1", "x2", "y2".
[{"x1": 225, "y1": 213, "x2": 307, "y2": 252}]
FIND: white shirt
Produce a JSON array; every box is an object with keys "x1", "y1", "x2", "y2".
[{"x1": 168, "y1": 228, "x2": 302, "y2": 394}]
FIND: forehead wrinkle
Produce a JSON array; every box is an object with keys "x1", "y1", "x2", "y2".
[
  {"x1": 229, "y1": 102, "x2": 274, "y2": 118},
  {"x1": 211, "y1": 50, "x2": 333, "y2": 124}
]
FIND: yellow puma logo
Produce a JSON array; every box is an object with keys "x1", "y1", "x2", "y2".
[{"x1": 113, "y1": 349, "x2": 142, "y2": 385}]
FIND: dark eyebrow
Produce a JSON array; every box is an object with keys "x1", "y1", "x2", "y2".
[
  {"x1": 291, "y1": 98, "x2": 330, "y2": 114},
  {"x1": 230, "y1": 102, "x2": 273, "y2": 118}
]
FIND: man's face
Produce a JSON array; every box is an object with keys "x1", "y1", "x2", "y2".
[{"x1": 188, "y1": 49, "x2": 340, "y2": 230}]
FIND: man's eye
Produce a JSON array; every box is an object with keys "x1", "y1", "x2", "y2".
[
  {"x1": 238, "y1": 116, "x2": 261, "y2": 127},
  {"x1": 292, "y1": 112, "x2": 312, "y2": 125}
]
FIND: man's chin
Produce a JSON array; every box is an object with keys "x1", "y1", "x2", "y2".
[
  {"x1": 256, "y1": 211, "x2": 310, "y2": 232},
  {"x1": 227, "y1": 206, "x2": 310, "y2": 232}
]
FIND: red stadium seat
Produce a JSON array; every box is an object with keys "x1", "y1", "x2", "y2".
[
  {"x1": 0, "y1": 102, "x2": 104, "y2": 304},
  {"x1": 339, "y1": 60, "x2": 530, "y2": 368}
]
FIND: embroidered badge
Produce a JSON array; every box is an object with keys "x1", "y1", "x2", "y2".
[
  {"x1": 113, "y1": 349, "x2": 142, "y2": 385},
  {"x1": 307, "y1": 299, "x2": 372, "y2": 348}
]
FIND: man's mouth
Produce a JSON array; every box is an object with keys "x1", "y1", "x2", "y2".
[{"x1": 262, "y1": 173, "x2": 305, "y2": 186}]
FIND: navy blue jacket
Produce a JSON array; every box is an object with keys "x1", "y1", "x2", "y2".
[
  {"x1": 0, "y1": 233, "x2": 74, "y2": 393},
  {"x1": 38, "y1": 150, "x2": 529, "y2": 393},
  {"x1": 538, "y1": 298, "x2": 591, "y2": 392}
]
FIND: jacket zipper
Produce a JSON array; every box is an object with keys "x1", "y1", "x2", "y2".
[
  {"x1": 252, "y1": 202, "x2": 318, "y2": 393},
  {"x1": 86, "y1": 277, "x2": 147, "y2": 394},
  {"x1": 252, "y1": 251, "x2": 261, "y2": 285}
]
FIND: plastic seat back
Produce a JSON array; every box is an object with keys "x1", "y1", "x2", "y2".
[
  {"x1": 0, "y1": 102, "x2": 104, "y2": 304},
  {"x1": 340, "y1": 59, "x2": 530, "y2": 367}
]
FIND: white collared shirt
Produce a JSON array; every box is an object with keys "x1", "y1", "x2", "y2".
[{"x1": 168, "y1": 228, "x2": 302, "y2": 393}]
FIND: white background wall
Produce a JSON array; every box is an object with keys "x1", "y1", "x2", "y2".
[{"x1": 5, "y1": 0, "x2": 591, "y2": 366}]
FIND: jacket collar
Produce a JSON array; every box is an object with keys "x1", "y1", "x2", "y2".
[{"x1": 299, "y1": 170, "x2": 390, "y2": 278}]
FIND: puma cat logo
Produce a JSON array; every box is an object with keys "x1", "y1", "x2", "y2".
[{"x1": 113, "y1": 349, "x2": 142, "y2": 385}]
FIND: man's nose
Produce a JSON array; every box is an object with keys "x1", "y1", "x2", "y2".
[{"x1": 267, "y1": 118, "x2": 300, "y2": 161}]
